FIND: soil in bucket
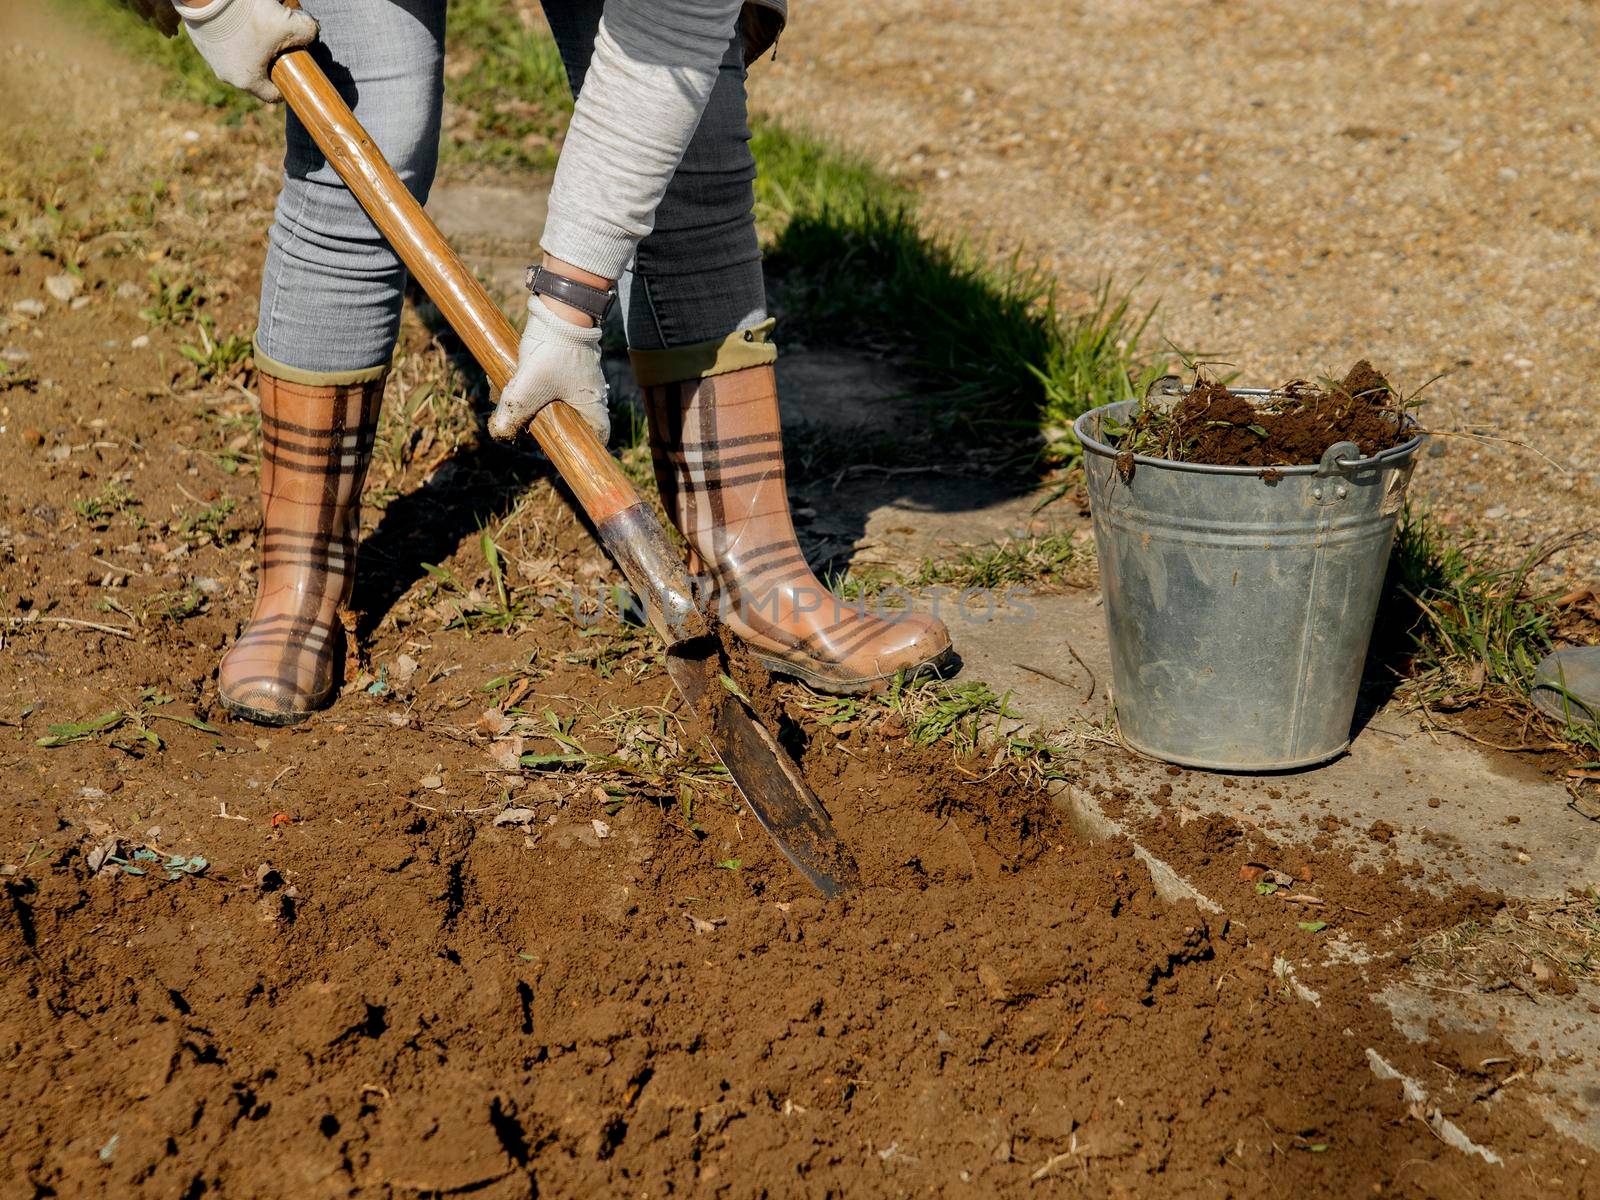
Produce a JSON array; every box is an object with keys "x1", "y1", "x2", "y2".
[{"x1": 1119, "y1": 360, "x2": 1411, "y2": 468}]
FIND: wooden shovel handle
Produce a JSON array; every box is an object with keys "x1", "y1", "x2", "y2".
[{"x1": 267, "y1": 42, "x2": 639, "y2": 527}]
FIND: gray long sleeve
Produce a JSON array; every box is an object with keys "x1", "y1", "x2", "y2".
[{"x1": 540, "y1": 0, "x2": 744, "y2": 279}]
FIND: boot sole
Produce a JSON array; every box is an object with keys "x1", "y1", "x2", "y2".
[
  {"x1": 753, "y1": 644, "x2": 959, "y2": 697},
  {"x1": 218, "y1": 693, "x2": 320, "y2": 728}
]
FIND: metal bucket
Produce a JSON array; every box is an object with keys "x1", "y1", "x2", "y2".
[{"x1": 1074, "y1": 393, "x2": 1424, "y2": 771}]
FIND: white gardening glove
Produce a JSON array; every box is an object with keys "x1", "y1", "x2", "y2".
[
  {"x1": 175, "y1": 0, "x2": 319, "y2": 104},
  {"x1": 489, "y1": 297, "x2": 611, "y2": 446}
]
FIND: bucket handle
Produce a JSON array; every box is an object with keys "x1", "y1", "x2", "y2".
[{"x1": 1317, "y1": 440, "x2": 1362, "y2": 476}]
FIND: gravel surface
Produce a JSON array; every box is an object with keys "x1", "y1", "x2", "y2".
[{"x1": 752, "y1": 0, "x2": 1599, "y2": 581}]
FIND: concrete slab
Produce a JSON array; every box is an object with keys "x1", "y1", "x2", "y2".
[
  {"x1": 427, "y1": 180, "x2": 551, "y2": 314},
  {"x1": 933, "y1": 586, "x2": 1596, "y2": 900},
  {"x1": 427, "y1": 180, "x2": 548, "y2": 253},
  {"x1": 1378, "y1": 979, "x2": 1600, "y2": 1151}
]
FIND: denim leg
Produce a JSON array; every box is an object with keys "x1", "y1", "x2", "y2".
[
  {"x1": 622, "y1": 35, "x2": 766, "y2": 351},
  {"x1": 255, "y1": 0, "x2": 447, "y2": 377},
  {"x1": 539, "y1": 3, "x2": 767, "y2": 354}
]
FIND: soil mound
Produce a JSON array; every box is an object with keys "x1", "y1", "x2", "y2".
[
  {"x1": 2, "y1": 691, "x2": 1574, "y2": 1197},
  {"x1": 1121, "y1": 360, "x2": 1411, "y2": 468}
]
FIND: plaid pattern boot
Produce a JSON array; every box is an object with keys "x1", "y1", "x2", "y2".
[
  {"x1": 637, "y1": 326, "x2": 953, "y2": 694},
  {"x1": 217, "y1": 367, "x2": 384, "y2": 725}
]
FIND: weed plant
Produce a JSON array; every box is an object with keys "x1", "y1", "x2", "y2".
[
  {"x1": 753, "y1": 125, "x2": 1157, "y2": 453},
  {"x1": 1385, "y1": 509, "x2": 1596, "y2": 753}
]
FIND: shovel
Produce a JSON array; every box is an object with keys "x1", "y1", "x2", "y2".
[{"x1": 267, "y1": 35, "x2": 858, "y2": 898}]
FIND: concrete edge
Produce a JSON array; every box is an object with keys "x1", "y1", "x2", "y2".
[{"x1": 1047, "y1": 779, "x2": 1223, "y2": 914}]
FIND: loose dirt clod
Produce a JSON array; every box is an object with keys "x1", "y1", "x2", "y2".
[{"x1": 1119, "y1": 360, "x2": 1411, "y2": 467}]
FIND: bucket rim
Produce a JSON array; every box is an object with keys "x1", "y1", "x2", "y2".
[{"x1": 1072, "y1": 395, "x2": 1425, "y2": 477}]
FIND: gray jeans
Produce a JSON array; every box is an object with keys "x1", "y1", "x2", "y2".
[{"x1": 255, "y1": 0, "x2": 767, "y2": 377}]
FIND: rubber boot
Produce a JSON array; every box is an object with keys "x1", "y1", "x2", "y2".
[
  {"x1": 217, "y1": 363, "x2": 385, "y2": 725},
  {"x1": 636, "y1": 324, "x2": 954, "y2": 694}
]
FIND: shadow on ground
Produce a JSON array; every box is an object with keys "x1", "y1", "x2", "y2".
[{"x1": 350, "y1": 177, "x2": 1072, "y2": 639}]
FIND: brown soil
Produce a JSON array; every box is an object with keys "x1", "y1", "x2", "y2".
[
  {"x1": 6, "y1": 686, "x2": 1590, "y2": 1198},
  {"x1": 1123, "y1": 361, "x2": 1411, "y2": 469},
  {"x1": 2, "y1": 12, "x2": 1595, "y2": 1199}
]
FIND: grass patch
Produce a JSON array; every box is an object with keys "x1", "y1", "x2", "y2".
[
  {"x1": 912, "y1": 529, "x2": 1091, "y2": 591},
  {"x1": 826, "y1": 529, "x2": 1094, "y2": 601},
  {"x1": 179, "y1": 316, "x2": 253, "y2": 381},
  {"x1": 73, "y1": 481, "x2": 142, "y2": 530},
  {"x1": 421, "y1": 529, "x2": 543, "y2": 634},
  {"x1": 753, "y1": 119, "x2": 1158, "y2": 457},
  {"x1": 1415, "y1": 890, "x2": 1600, "y2": 984},
  {"x1": 171, "y1": 496, "x2": 237, "y2": 545},
  {"x1": 441, "y1": 0, "x2": 572, "y2": 172},
  {"x1": 1385, "y1": 508, "x2": 1597, "y2": 754}
]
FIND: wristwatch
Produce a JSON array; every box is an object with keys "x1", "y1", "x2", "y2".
[{"x1": 525, "y1": 265, "x2": 617, "y2": 323}]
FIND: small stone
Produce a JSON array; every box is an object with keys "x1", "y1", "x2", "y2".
[
  {"x1": 44, "y1": 275, "x2": 81, "y2": 304},
  {"x1": 70, "y1": 296, "x2": 91, "y2": 311},
  {"x1": 191, "y1": 576, "x2": 222, "y2": 595},
  {"x1": 1427, "y1": 797, "x2": 1440, "y2": 808},
  {"x1": 493, "y1": 807, "x2": 537, "y2": 828},
  {"x1": 2, "y1": 348, "x2": 32, "y2": 364},
  {"x1": 392, "y1": 653, "x2": 420, "y2": 684},
  {"x1": 1515, "y1": 851, "x2": 1531, "y2": 864},
  {"x1": 21, "y1": 428, "x2": 43, "y2": 447},
  {"x1": 591, "y1": 818, "x2": 611, "y2": 839},
  {"x1": 11, "y1": 299, "x2": 46, "y2": 318},
  {"x1": 419, "y1": 773, "x2": 443, "y2": 791},
  {"x1": 115, "y1": 282, "x2": 144, "y2": 301}
]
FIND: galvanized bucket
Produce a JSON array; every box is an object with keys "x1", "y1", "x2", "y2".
[{"x1": 1074, "y1": 393, "x2": 1424, "y2": 771}]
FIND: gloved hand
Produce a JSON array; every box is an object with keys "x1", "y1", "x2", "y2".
[
  {"x1": 175, "y1": 0, "x2": 319, "y2": 104},
  {"x1": 489, "y1": 297, "x2": 611, "y2": 446}
]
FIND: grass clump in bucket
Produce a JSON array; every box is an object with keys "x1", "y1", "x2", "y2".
[{"x1": 1108, "y1": 360, "x2": 1414, "y2": 469}]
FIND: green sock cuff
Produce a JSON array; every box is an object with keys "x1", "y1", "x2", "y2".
[
  {"x1": 628, "y1": 318, "x2": 778, "y2": 388},
  {"x1": 253, "y1": 337, "x2": 391, "y2": 387}
]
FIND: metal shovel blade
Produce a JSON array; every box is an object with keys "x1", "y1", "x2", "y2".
[{"x1": 665, "y1": 649, "x2": 860, "y2": 899}]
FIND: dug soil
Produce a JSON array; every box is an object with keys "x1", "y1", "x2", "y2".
[
  {"x1": 5, "y1": 648, "x2": 1590, "y2": 1199},
  {"x1": 1123, "y1": 361, "x2": 1411, "y2": 468},
  {"x1": 2, "y1": 10, "x2": 1594, "y2": 1199}
]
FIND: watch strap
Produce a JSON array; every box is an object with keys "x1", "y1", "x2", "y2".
[{"x1": 525, "y1": 265, "x2": 617, "y2": 323}]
